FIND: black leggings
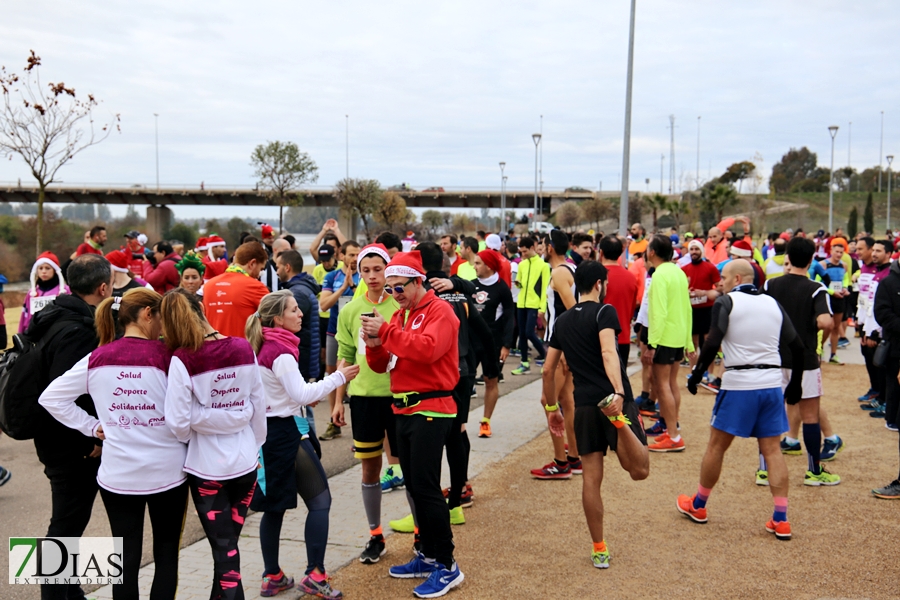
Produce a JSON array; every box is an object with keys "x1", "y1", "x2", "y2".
[
  {"x1": 99, "y1": 483, "x2": 189, "y2": 600},
  {"x1": 260, "y1": 439, "x2": 332, "y2": 576},
  {"x1": 189, "y1": 471, "x2": 257, "y2": 600}
]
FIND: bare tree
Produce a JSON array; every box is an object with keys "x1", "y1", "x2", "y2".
[
  {"x1": 556, "y1": 201, "x2": 583, "y2": 231},
  {"x1": 250, "y1": 140, "x2": 318, "y2": 233},
  {"x1": 374, "y1": 191, "x2": 407, "y2": 232},
  {"x1": 0, "y1": 51, "x2": 120, "y2": 257},
  {"x1": 335, "y1": 178, "x2": 382, "y2": 242},
  {"x1": 582, "y1": 197, "x2": 613, "y2": 230}
]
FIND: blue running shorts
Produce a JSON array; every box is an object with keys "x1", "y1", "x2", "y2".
[{"x1": 709, "y1": 387, "x2": 788, "y2": 439}]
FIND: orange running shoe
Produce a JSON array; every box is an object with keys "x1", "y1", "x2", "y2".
[
  {"x1": 765, "y1": 519, "x2": 791, "y2": 541},
  {"x1": 676, "y1": 494, "x2": 707, "y2": 523},
  {"x1": 649, "y1": 434, "x2": 685, "y2": 452},
  {"x1": 479, "y1": 420, "x2": 492, "y2": 438}
]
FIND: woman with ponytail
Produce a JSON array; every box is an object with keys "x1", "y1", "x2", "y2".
[
  {"x1": 245, "y1": 290, "x2": 358, "y2": 598},
  {"x1": 39, "y1": 288, "x2": 188, "y2": 600},
  {"x1": 160, "y1": 288, "x2": 266, "y2": 600}
]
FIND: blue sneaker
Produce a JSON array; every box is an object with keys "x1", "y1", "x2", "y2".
[
  {"x1": 380, "y1": 466, "x2": 405, "y2": 493},
  {"x1": 780, "y1": 438, "x2": 802, "y2": 455},
  {"x1": 535, "y1": 358, "x2": 545, "y2": 367},
  {"x1": 644, "y1": 419, "x2": 667, "y2": 436},
  {"x1": 858, "y1": 389, "x2": 877, "y2": 402},
  {"x1": 820, "y1": 436, "x2": 844, "y2": 462},
  {"x1": 389, "y1": 554, "x2": 440, "y2": 579},
  {"x1": 413, "y1": 563, "x2": 464, "y2": 598}
]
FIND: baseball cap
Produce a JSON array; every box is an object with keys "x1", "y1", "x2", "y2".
[
  {"x1": 124, "y1": 230, "x2": 140, "y2": 239},
  {"x1": 318, "y1": 244, "x2": 336, "y2": 261}
]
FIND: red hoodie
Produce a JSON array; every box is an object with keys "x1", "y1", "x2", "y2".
[{"x1": 366, "y1": 289, "x2": 460, "y2": 416}]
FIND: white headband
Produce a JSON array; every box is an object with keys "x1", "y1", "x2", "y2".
[{"x1": 357, "y1": 246, "x2": 391, "y2": 269}]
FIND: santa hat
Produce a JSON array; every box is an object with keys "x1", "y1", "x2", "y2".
[
  {"x1": 486, "y1": 233, "x2": 502, "y2": 251},
  {"x1": 137, "y1": 233, "x2": 148, "y2": 246},
  {"x1": 195, "y1": 237, "x2": 209, "y2": 252},
  {"x1": 261, "y1": 224, "x2": 274, "y2": 238},
  {"x1": 206, "y1": 235, "x2": 226, "y2": 260},
  {"x1": 688, "y1": 239, "x2": 705, "y2": 253},
  {"x1": 478, "y1": 249, "x2": 501, "y2": 274},
  {"x1": 385, "y1": 251, "x2": 426, "y2": 280},
  {"x1": 730, "y1": 240, "x2": 753, "y2": 258},
  {"x1": 30, "y1": 251, "x2": 65, "y2": 296},
  {"x1": 357, "y1": 243, "x2": 391, "y2": 269},
  {"x1": 105, "y1": 250, "x2": 131, "y2": 273}
]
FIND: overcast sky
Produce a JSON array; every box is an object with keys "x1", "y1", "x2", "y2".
[{"x1": 1, "y1": 0, "x2": 898, "y2": 220}]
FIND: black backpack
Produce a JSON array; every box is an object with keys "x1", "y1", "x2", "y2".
[{"x1": 0, "y1": 317, "x2": 83, "y2": 440}]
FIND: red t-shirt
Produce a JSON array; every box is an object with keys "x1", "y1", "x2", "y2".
[
  {"x1": 202, "y1": 271, "x2": 269, "y2": 338},
  {"x1": 681, "y1": 259, "x2": 721, "y2": 309},
  {"x1": 75, "y1": 243, "x2": 103, "y2": 256},
  {"x1": 603, "y1": 264, "x2": 638, "y2": 345}
]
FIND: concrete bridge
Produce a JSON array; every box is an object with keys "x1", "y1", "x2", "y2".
[{"x1": 0, "y1": 184, "x2": 614, "y2": 241}]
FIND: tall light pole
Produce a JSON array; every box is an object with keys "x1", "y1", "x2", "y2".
[
  {"x1": 660, "y1": 154, "x2": 664, "y2": 194},
  {"x1": 828, "y1": 125, "x2": 839, "y2": 234},
  {"x1": 879, "y1": 111, "x2": 884, "y2": 192},
  {"x1": 532, "y1": 134, "x2": 542, "y2": 231},
  {"x1": 888, "y1": 154, "x2": 894, "y2": 233},
  {"x1": 345, "y1": 115, "x2": 349, "y2": 179},
  {"x1": 502, "y1": 176, "x2": 508, "y2": 232},
  {"x1": 696, "y1": 116, "x2": 701, "y2": 190},
  {"x1": 618, "y1": 0, "x2": 637, "y2": 235},
  {"x1": 539, "y1": 115, "x2": 544, "y2": 197},
  {"x1": 153, "y1": 113, "x2": 159, "y2": 191},
  {"x1": 499, "y1": 161, "x2": 506, "y2": 234}
]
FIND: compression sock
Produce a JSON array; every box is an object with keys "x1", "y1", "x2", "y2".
[
  {"x1": 310, "y1": 570, "x2": 327, "y2": 583},
  {"x1": 759, "y1": 454, "x2": 767, "y2": 472},
  {"x1": 692, "y1": 484, "x2": 712, "y2": 510},
  {"x1": 802, "y1": 423, "x2": 822, "y2": 474},
  {"x1": 362, "y1": 482, "x2": 382, "y2": 532},
  {"x1": 772, "y1": 497, "x2": 788, "y2": 523},
  {"x1": 592, "y1": 541, "x2": 607, "y2": 553}
]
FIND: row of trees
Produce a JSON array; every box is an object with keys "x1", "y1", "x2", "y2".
[{"x1": 770, "y1": 146, "x2": 899, "y2": 194}]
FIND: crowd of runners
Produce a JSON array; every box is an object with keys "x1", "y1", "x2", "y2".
[{"x1": 2, "y1": 215, "x2": 900, "y2": 599}]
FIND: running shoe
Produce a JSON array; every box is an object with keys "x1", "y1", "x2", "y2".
[
  {"x1": 412, "y1": 563, "x2": 464, "y2": 598},
  {"x1": 389, "y1": 514, "x2": 416, "y2": 533},
  {"x1": 509, "y1": 348, "x2": 521, "y2": 357},
  {"x1": 679, "y1": 358, "x2": 691, "y2": 368},
  {"x1": 260, "y1": 571, "x2": 294, "y2": 597},
  {"x1": 478, "y1": 419, "x2": 492, "y2": 438},
  {"x1": 359, "y1": 535, "x2": 386, "y2": 564},
  {"x1": 861, "y1": 399, "x2": 884, "y2": 411},
  {"x1": 870, "y1": 409, "x2": 887, "y2": 419},
  {"x1": 820, "y1": 437, "x2": 844, "y2": 462},
  {"x1": 699, "y1": 378, "x2": 721, "y2": 393},
  {"x1": 442, "y1": 484, "x2": 474, "y2": 508},
  {"x1": 591, "y1": 549, "x2": 610, "y2": 569},
  {"x1": 803, "y1": 467, "x2": 841, "y2": 486},
  {"x1": 872, "y1": 480, "x2": 900, "y2": 499},
  {"x1": 765, "y1": 519, "x2": 792, "y2": 541},
  {"x1": 676, "y1": 494, "x2": 707, "y2": 523},
  {"x1": 828, "y1": 355, "x2": 844, "y2": 365},
  {"x1": 886, "y1": 422, "x2": 899, "y2": 432},
  {"x1": 381, "y1": 466, "x2": 405, "y2": 493},
  {"x1": 318, "y1": 422, "x2": 341, "y2": 441},
  {"x1": 449, "y1": 506, "x2": 465, "y2": 525},
  {"x1": 297, "y1": 574, "x2": 342, "y2": 599},
  {"x1": 858, "y1": 389, "x2": 877, "y2": 402},
  {"x1": 535, "y1": 358, "x2": 545, "y2": 367},
  {"x1": 530, "y1": 460, "x2": 572, "y2": 480},
  {"x1": 649, "y1": 434, "x2": 685, "y2": 452},
  {"x1": 568, "y1": 457, "x2": 583, "y2": 474},
  {"x1": 474, "y1": 375, "x2": 485, "y2": 386},
  {"x1": 837, "y1": 337, "x2": 851, "y2": 348},
  {"x1": 511, "y1": 362, "x2": 531, "y2": 375},
  {"x1": 644, "y1": 419, "x2": 667, "y2": 436},
  {"x1": 0, "y1": 466, "x2": 10, "y2": 487},
  {"x1": 780, "y1": 438, "x2": 802, "y2": 455},
  {"x1": 755, "y1": 470, "x2": 769, "y2": 486},
  {"x1": 389, "y1": 554, "x2": 440, "y2": 579}
]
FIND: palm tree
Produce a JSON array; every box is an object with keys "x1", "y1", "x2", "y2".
[
  {"x1": 667, "y1": 198, "x2": 690, "y2": 232},
  {"x1": 703, "y1": 184, "x2": 739, "y2": 222},
  {"x1": 648, "y1": 193, "x2": 669, "y2": 232}
]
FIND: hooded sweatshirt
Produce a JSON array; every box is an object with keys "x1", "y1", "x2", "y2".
[
  {"x1": 19, "y1": 274, "x2": 69, "y2": 333},
  {"x1": 281, "y1": 272, "x2": 322, "y2": 380}
]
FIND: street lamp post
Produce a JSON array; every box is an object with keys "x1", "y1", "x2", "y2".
[
  {"x1": 499, "y1": 161, "x2": 506, "y2": 234},
  {"x1": 828, "y1": 125, "x2": 839, "y2": 234},
  {"x1": 888, "y1": 155, "x2": 894, "y2": 233},
  {"x1": 153, "y1": 113, "x2": 159, "y2": 191},
  {"x1": 532, "y1": 134, "x2": 541, "y2": 231},
  {"x1": 618, "y1": 0, "x2": 637, "y2": 235}
]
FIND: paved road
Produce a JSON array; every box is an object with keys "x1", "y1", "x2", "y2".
[{"x1": 0, "y1": 351, "x2": 545, "y2": 600}]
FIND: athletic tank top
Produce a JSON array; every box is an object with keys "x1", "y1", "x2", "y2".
[{"x1": 545, "y1": 263, "x2": 577, "y2": 341}]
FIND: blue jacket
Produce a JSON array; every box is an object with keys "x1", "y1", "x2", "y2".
[{"x1": 281, "y1": 273, "x2": 321, "y2": 380}]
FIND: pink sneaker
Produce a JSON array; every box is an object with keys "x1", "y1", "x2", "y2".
[{"x1": 260, "y1": 571, "x2": 294, "y2": 597}]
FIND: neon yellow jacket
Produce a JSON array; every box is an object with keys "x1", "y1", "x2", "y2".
[
  {"x1": 648, "y1": 262, "x2": 694, "y2": 351},
  {"x1": 516, "y1": 255, "x2": 550, "y2": 311}
]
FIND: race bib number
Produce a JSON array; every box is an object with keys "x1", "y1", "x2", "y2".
[
  {"x1": 387, "y1": 353, "x2": 398, "y2": 372},
  {"x1": 30, "y1": 295, "x2": 56, "y2": 315},
  {"x1": 829, "y1": 281, "x2": 843, "y2": 293},
  {"x1": 338, "y1": 295, "x2": 352, "y2": 311},
  {"x1": 690, "y1": 295, "x2": 706, "y2": 306}
]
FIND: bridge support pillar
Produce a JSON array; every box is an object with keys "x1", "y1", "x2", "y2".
[
  {"x1": 146, "y1": 205, "x2": 173, "y2": 245},
  {"x1": 338, "y1": 208, "x2": 360, "y2": 244}
]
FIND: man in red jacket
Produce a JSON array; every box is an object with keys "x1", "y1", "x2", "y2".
[
  {"x1": 142, "y1": 241, "x2": 181, "y2": 292},
  {"x1": 361, "y1": 251, "x2": 464, "y2": 598}
]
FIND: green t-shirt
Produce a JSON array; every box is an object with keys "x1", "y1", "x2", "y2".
[
  {"x1": 335, "y1": 292, "x2": 399, "y2": 398},
  {"x1": 456, "y1": 261, "x2": 477, "y2": 281}
]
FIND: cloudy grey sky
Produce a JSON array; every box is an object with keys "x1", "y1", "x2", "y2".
[{"x1": 1, "y1": 0, "x2": 898, "y2": 220}]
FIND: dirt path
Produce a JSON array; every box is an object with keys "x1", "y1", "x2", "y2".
[{"x1": 332, "y1": 365, "x2": 900, "y2": 599}]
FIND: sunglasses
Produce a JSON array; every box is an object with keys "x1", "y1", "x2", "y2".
[{"x1": 384, "y1": 279, "x2": 416, "y2": 295}]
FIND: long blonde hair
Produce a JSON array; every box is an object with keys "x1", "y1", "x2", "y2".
[
  {"x1": 160, "y1": 288, "x2": 207, "y2": 352},
  {"x1": 245, "y1": 290, "x2": 294, "y2": 354},
  {"x1": 95, "y1": 288, "x2": 162, "y2": 346}
]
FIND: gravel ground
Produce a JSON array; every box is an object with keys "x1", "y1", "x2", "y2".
[{"x1": 332, "y1": 365, "x2": 900, "y2": 600}]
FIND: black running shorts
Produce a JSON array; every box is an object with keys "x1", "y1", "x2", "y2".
[
  {"x1": 349, "y1": 396, "x2": 398, "y2": 460},
  {"x1": 574, "y1": 401, "x2": 647, "y2": 456},
  {"x1": 652, "y1": 344, "x2": 684, "y2": 365},
  {"x1": 691, "y1": 306, "x2": 713, "y2": 336},
  {"x1": 830, "y1": 295, "x2": 846, "y2": 315}
]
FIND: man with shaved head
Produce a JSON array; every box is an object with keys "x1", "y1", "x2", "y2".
[
  {"x1": 704, "y1": 216, "x2": 752, "y2": 266},
  {"x1": 680, "y1": 258, "x2": 806, "y2": 540}
]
